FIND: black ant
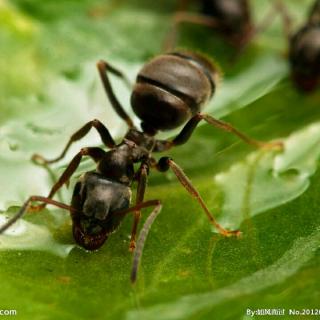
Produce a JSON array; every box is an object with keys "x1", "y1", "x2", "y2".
[
  {"x1": 276, "y1": 0, "x2": 320, "y2": 92},
  {"x1": 164, "y1": 0, "x2": 279, "y2": 55},
  {"x1": 0, "y1": 51, "x2": 282, "y2": 283}
]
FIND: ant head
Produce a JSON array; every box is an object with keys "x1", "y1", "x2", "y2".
[
  {"x1": 70, "y1": 172, "x2": 131, "y2": 250},
  {"x1": 131, "y1": 51, "x2": 220, "y2": 132},
  {"x1": 72, "y1": 222, "x2": 108, "y2": 251}
]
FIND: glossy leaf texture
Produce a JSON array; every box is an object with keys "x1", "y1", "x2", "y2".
[{"x1": 0, "y1": 0, "x2": 319, "y2": 319}]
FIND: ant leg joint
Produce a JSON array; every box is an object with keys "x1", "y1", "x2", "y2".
[
  {"x1": 157, "y1": 157, "x2": 172, "y2": 172},
  {"x1": 139, "y1": 162, "x2": 150, "y2": 176},
  {"x1": 195, "y1": 112, "x2": 204, "y2": 120},
  {"x1": 31, "y1": 154, "x2": 46, "y2": 166},
  {"x1": 96, "y1": 60, "x2": 106, "y2": 69},
  {"x1": 80, "y1": 148, "x2": 89, "y2": 155},
  {"x1": 154, "y1": 200, "x2": 161, "y2": 206},
  {"x1": 30, "y1": 195, "x2": 40, "y2": 202}
]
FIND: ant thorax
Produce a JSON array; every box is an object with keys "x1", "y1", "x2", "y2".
[{"x1": 124, "y1": 128, "x2": 155, "y2": 151}]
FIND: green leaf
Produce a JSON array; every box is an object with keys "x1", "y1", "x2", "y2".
[{"x1": 0, "y1": 0, "x2": 319, "y2": 319}]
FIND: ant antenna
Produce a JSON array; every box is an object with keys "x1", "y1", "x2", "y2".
[
  {"x1": 0, "y1": 196, "x2": 74, "y2": 234},
  {"x1": 131, "y1": 203, "x2": 162, "y2": 283}
]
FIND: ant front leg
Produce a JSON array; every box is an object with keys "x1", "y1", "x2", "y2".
[
  {"x1": 32, "y1": 120, "x2": 115, "y2": 165},
  {"x1": 154, "y1": 157, "x2": 240, "y2": 237},
  {"x1": 0, "y1": 196, "x2": 74, "y2": 234},
  {"x1": 31, "y1": 147, "x2": 106, "y2": 212},
  {"x1": 164, "y1": 11, "x2": 220, "y2": 51},
  {"x1": 129, "y1": 162, "x2": 149, "y2": 252},
  {"x1": 97, "y1": 60, "x2": 135, "y2": 128},
  {"x1": 154, "y1": 113, "x2": 283, "y2": 152}
]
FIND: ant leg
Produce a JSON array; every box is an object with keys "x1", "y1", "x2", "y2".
[
  {"x1": 115, "y1": 200, "x2": 161, "y2": 217},
  {"x1": 272, "y1": 0, "x2": 293, "y2": 40},
  {"x1": 154, "y1": 113, "x2": 283, "y2": 152},
  {"x1": 198, "y1": 114, "x2": 283, "y2": 149},
  {"x1": 32, "y1": 120, "x2": 115, "y2": 165},
  {"x1": 97, "y1": 60, "x2": 134, "y2": 128},
  {"x1": 0, "y1": 196, "x2": 73, "y2": 234},
  {"x1": 164, "y1": 12, "x2": 220, "y2": 51},
  {"x1": 31, "y1": 147, "x2": 106, "y2": 212},
  {"x1": 155, "y1": 157, "x2": 240, "y2": 237},
  {"x1": 224, "y1": 3, "x2": 266, "y2": 60},
  {"x1": 231, "y1": 0, "x2": 293, "y2": 61},
  {"x1": 309, "y1": 0, "x2": 320, "y2": 25},
  {"x1": 129, "y1": 162, "x2": 149, "y2": 252}
]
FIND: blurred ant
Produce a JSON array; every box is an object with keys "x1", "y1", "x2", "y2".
[
  {"x1": 164, "y1": 0, "x2": 280, "y2": 56},
  {"x1": 0, "y1": 51, "x2": 282, "y2": 283},
  {"x1": 276, "y1": 0, "x2": 320, "y2": 92}
]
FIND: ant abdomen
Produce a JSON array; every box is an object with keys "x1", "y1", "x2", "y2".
[{"x1": 131, "y1": 51, "x2": 219, "y2": 131}]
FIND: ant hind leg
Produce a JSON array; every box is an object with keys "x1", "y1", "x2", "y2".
[{"x1": 154, "y1": 113, "x2": 283, "y2": 152}]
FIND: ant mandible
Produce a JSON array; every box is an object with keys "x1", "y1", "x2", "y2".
[
  {"x1": 0, "y1": 51, "x2": 282, "y2": 283},
  {"x1": 276, "y1": 0, "x2": 320, "y2": 92},
  {"x1": 164, "y1": 0, "x2": 279, "y2": 55}
]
